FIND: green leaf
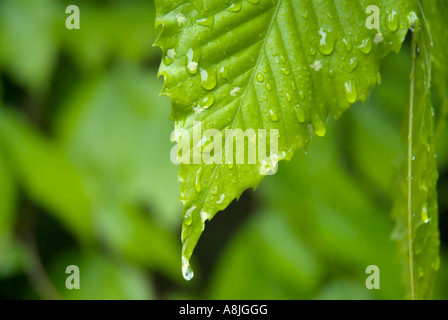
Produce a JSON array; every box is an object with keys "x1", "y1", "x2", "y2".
[
  {"x1": 0, "y1": 0, "x2": 58, "y2": 94},
  {"x1": 209, "y1": 209, "x2": 322, "y2": 299},
  {"x1": 55, "y1": 65, "x2": 181, "y2": 229},
  {"x1": 53, "y1": 67, "x2": 182, "y2": 279},
  {"x1": 392, "y1": 11, "x2": 440, "y2": 300},
  {"x1": 155, "y1": 0, "x2": 420, "y2": 279}
]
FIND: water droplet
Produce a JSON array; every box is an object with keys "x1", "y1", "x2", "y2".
[
  {"x1": 230, "y1": 87, "x2": 241, "y2": 96},
  {"x1": 293, "y1": 105, "x2": 306, "y2": 123},
  {"x1": 386, "y1": 10, "x2": 398, "y2": 31},
  {"x1": 175, "y1": 12, "x2": 187, "y2": 26},
  {"x1": 186, "y1": 48, "x2": 199, "y2": 74},
  {"x1": 310, "y1": 60, "x2": 322, "y2": 72},
  {"x1": 301, "y1": 10, "x2": 309, "y2": 19},
  {"x1": 211, "y1": 185, "x2": 218, "y2": 195},
  {"x1": 342, "y1": 38, "x2": 353, "y2": 52},
  {"x1": 182, "y1": 256, "x2": 194, "y2": 281},
  {"x1": 407, "y1": 11, "x2": 420, "y2": 32},
  {"x1": 164, "y1": 56, "x2": 174, "y2": 66},
  {"x1": 164, "y1": 49, "x2": 177, "y2": 65},
  {"x1": 184, "y1": 205, "x2": 196, "y2": 225},
  {"x1": 317, "y1": 28, "x2": 335, "y2": 55},
  {"x1": 285, "y1": 92, "x2": 292, "y2": 102},
  {"x1": 281, "y1": 68, "x2": 290, "y2": 76},
  {"x1": 195, "y1": 167, "x2": 203, "y2": 192},
  {"x1": 200, "y1": 93, "x2": 215, "y2": 109},
  {"x1": 344, "y1": 80, "x2": 357, "y2": 104},
  {"x1": 200, "y1": 68, "x2": 217, "y2": 90},
  {"x1": 418, "y1": 267, "x2": 424, "y2": 278},
  {"x1": 197, "y1": 16, "x2": 214, "y2": 28},
  {"x1": 421, "y1": 206, "x2": 430, "y2": 223},
  {"x1": 269, "y1": 109, "x2": 278, "y2": 122},
  {"x1": 376, "y1": 71, "x2": 382, "y2": 84},
  {"x1": 216, "y1": 193, "x2": 225, "y2": 204},
  {"x1": 227, "y1": 2, "x2": 242, "y2": 12},
  {"x1": 348, "y1": 57, "x2": 358, "y2": 72},
  {"x1": 373, "y1": 32, "x2": 384, "y2": 44},
  {"x1": 256, "y1": 73, "x2": 264, "y2": 82},
  {"x1": 312, "y1": 115, "x2": 326, "y2": 137},
  {"x1": 266, "y1": 83, "x2": 272, "y2": 91},
  {"x1": 357, "y1": 38, "x2": 372, "y2": 54}
]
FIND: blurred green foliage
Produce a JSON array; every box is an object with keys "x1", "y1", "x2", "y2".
[{"x1": 0, "y1": 0, "x2": 447, "y2": 300}]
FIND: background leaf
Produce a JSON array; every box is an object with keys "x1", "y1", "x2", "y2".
[{"x1": 392, "y1": 13, "x2": 440, "y2": 299}]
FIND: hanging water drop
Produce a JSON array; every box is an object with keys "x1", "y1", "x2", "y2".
[
  {"x1": 386, "y1": 10, "x2": 398, "y2": 31},
  {"x1": 182, "y1": 256, "x2": 194, "y2": 281},
  {"x1": 313, "y1": 116, "x2": 326, "y2": 137},
  {"x1": 344, "y1": 80, "x2": 357, "y2": 104},
  {"x1": 256, "y1": 73, "x2": 264, "y2": 82}
]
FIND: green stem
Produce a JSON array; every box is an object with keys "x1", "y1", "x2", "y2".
[{"x1": 407, "y1": 33, "x2": 417, "y2": 301}]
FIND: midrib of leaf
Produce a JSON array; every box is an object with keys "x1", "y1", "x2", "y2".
[
  {"x1": 407, "y1": 33, "x2": 417, "y2": 300},
  {"x1": 203, "y1": 1, "x2": 283, "y2": 204}
]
